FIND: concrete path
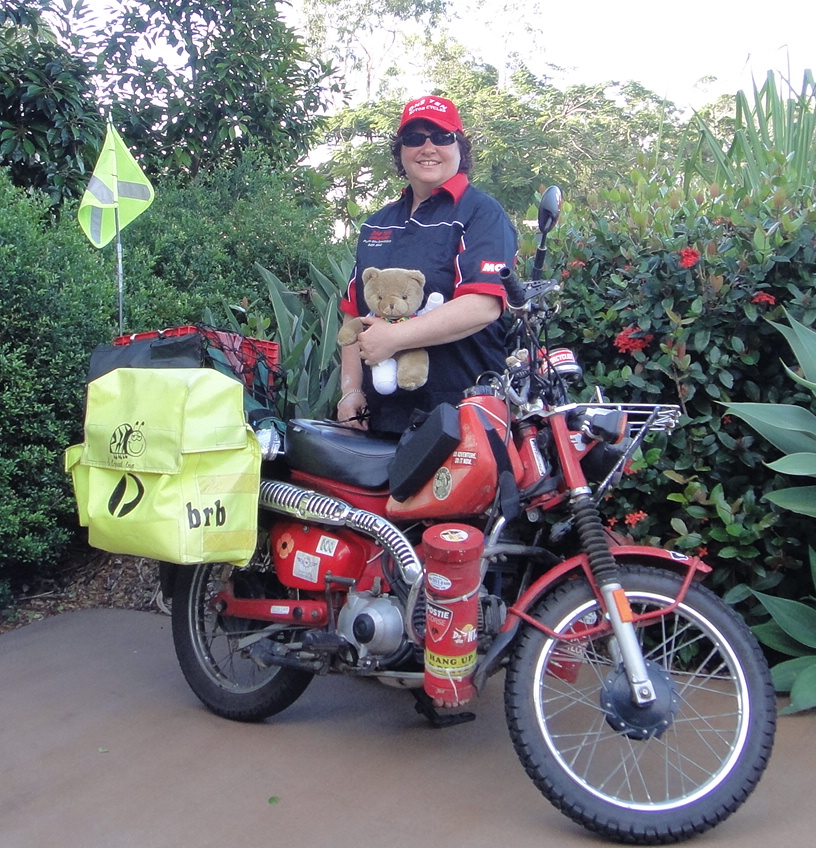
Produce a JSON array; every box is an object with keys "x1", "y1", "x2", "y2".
[{"x1": 2, "y1": 608, "x2": 813, "y2": 848}]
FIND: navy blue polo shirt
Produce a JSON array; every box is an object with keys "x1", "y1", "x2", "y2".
[{"x1": 341, "y1": 173, "x2": 518, "y2": 434}]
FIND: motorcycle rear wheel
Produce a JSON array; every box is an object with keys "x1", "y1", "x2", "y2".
[
  {"x1": 504, "y1": 565, "x2": 776, "y2": 844},
  {"x1": 172, "y1": 563, "x2": 313, "y2": 722}
]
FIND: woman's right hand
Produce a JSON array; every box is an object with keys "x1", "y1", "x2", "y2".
[{"x1": 337, "y1": 389, "x2": 368, "y2": 430}]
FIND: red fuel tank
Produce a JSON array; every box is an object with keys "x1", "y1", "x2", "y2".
[{"x1": 386, "y1": 395, "x2": 523, "y2": 521}]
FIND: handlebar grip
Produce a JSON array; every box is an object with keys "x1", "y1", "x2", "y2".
[{"x1": 499, "y1": 266, "x2": 528, "y2": 308}]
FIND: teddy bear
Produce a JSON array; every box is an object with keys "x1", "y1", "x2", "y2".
[{"x1": 337, "y1": 267, "x2": 443, "y2": 394}]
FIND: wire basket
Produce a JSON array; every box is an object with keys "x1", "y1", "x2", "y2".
[{"x1": 585, "y1": 403, "x2": 682, "y2": 437}]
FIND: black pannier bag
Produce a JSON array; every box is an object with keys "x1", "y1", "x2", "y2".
[{"x1": 87, "y1": 325, "x2": 285, "y2": 414}]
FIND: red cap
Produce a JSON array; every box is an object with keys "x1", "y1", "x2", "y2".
[{"x1": 398, "y1": 96, "x2": 464, "y2": 134}]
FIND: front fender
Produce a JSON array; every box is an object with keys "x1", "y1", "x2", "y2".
[
  {"x1": 473, "y1": 545, "x2": 710, "y2": 693},
  {"x1": 508, "y1": 545, "x2": 711, "y2": 623}
]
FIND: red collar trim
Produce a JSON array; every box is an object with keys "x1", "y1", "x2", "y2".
[
  {"x1": 432, "y1": 172, "x2": 469, "y2": 202},
  {"x1": 403, "y1": 172, "x2": 470, "y2": 205}
]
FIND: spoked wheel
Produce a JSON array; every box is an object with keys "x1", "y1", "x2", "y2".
[
  {"x1": 505, "y1": 565, "x2": 776, "y2": 844},
  {"x1": 172, "y1": 563, "x2": 313, "y2": 722}
]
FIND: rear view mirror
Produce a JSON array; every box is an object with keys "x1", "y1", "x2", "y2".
[{"x1": 538, "y1": 185, "x2": 562, "y2": 236}]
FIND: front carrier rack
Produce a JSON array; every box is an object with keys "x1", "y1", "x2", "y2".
[{"x1": 585, "y1": 403, "x2": 682, "y2": 438}]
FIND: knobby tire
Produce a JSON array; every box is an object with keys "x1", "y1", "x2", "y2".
[
  {"x1": 504, "y1": 565, "x2": 776, "y2": 844},
  {"x1": 171, "y1": 563, "x2": 313, "y2": 722}
]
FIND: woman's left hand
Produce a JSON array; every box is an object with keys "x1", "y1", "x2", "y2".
[{"x1": 356, "y1": 317, "x2": 397, "y2": 366}]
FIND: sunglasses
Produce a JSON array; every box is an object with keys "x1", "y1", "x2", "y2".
[{"x1": 400, "y1": 130, "x2": 457, "y2": 147}]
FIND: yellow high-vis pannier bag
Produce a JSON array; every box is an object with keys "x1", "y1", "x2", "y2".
[{"x1": 65, "y1": 367, "x2": 261, "y2": 567}]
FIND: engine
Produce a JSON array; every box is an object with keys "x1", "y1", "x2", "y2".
[{"x1": 336, "y1": 589, "x2": 407, "y2": 661}]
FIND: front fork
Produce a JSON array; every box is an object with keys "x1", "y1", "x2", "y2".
[
  {"x1": 598, "y1": 582, "x2": 656, "y2": 705},
  {"x1": 571, "y1": 490, "x2": 656, "y2": 706}
]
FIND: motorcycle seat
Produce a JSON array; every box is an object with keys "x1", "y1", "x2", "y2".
[{"x1": 284, "y1": 419, "x2": 398, "y2": 489}]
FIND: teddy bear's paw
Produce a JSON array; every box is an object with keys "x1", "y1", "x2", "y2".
[{"x1": 397, "y1": 375, "x2": 428, "y2": 391}]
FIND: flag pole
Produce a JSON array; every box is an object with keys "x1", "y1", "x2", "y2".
[
  {"x1": 115, "y1": 204, "x2": 124, "y2": 335},
  {"x1": 77, "y1": 116, "x2": 154, "y2": 331},
  {"x1": 108, "y1": 115, "x2": 125, "y2": 336}
]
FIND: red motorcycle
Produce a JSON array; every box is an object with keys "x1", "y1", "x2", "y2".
[{"x1": 165, "y1": 188, "x2": 776, "y2": 844}]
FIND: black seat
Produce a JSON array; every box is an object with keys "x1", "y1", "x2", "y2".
[{"x1": 284, "y1": 419, "x2": 399, "y2": 489}]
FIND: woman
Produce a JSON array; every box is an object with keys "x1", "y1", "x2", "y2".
[{"x1": 338, "y1": 95, "x2": 518, "y2": 434}]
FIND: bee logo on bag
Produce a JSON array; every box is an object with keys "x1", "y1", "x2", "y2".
[
  {"x1": 107, "y1": 473, "x2": 145, "y2": 517},
  {"x1": 109, "y1": 422, "x2": 146, "y2": 458}
]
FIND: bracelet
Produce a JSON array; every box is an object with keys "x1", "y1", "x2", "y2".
[{"x1": 339, "y1": 389, "x2": 365, "y2": 403}]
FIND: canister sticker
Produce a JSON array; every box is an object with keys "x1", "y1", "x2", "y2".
[
  {"x1": 424, "y1": 649, "x2": 477, "y2": 675},
  {"x1": 452, "y1": 622, "x2": 478, "y2": 645},
  {"x1": 427, "y1": 572, "x2": 452, "y2": 592},
  {"x1": 426, "y1": 601, "x2": 452, "y2": 642},
  {"x1": 439, "y1": 528, "x2": 469, "y2": 543}
]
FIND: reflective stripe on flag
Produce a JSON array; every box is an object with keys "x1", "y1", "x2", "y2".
[{"x1": 78, "y1": 124, "x2": 154, "y2": 248}]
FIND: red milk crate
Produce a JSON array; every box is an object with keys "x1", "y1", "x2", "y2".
[
  {"x1": 113, "y1": 325, "x2": 199, "y2": 346},
  {"x1": 111, "y1": 325, "x2": 281, "y2": 404}
]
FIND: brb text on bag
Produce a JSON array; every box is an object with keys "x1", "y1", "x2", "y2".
[{"x1": 187, "y1": 499, "x2": 227, "y2": 529}]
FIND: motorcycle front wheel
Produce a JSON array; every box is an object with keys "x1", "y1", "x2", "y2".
[
  {"x1": 504, "y1": 565, "x2": 776, "y2": 844},
  {"x1": 172, "y1": 563, "x2": 314, "y2": 722}
]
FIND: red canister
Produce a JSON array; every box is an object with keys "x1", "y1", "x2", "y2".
[{"x1": 422, "y1": 524, "x2": 484, "y2": 706}]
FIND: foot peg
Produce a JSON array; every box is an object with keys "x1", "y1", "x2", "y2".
[{"x1": 412, "y1": 690, "x2": 476, "y2": 728}]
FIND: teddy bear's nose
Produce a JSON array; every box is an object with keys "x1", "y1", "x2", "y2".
[{"x1": 383, "y1": 300, "x2": 406, "y2": 317}]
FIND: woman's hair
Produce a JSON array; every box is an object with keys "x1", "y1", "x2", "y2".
[{"x1": 390, "y1": 131, "x2": 473, "y2": 178}]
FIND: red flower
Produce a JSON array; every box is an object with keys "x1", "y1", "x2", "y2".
[
  {"x1": 697, "y1": 546, "x2": 709, "y2": 558},
  {"x1": 607, "y1": 516, "x2": 618, "y2": 527},
  {"x1": 751, "y1": 292, "x2": 776, "y2": 306},
  {"x1": 614, "y1": 325, "x2": 654, "y2": 354},
  {"x1": 678, "y1": 247, "x2": 700, "y2": 268},
  {"x1": 568, "y1": 259, "x2": 586, "y2": 269},
  {"x1": 624, "y1": 510, "x2": 648, "y2": 527}
]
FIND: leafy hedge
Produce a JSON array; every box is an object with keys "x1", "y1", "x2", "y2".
[
  {"x1": 0, "y1": 169, "x2": 112, "y2": 581},
  {"x1": 538, "y1": 171, "x2": 816, "y2": 609},
  {"x1": 0, "y1": 156, "x2": 343, "y2": 590},
  {"x1": 111, "y1": 150, "x2": 342, "y2": 333}
]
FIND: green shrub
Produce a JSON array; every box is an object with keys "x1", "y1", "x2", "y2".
[
  {"x1": 114, "y1": 150, "x2": 344, "y2": 333},
  {"x1": 0, "y1": 168, "x2": 112, "y2": 582},
  {"x1": 535, "y1": 171, "x2": 816, "y2": 609},
  {"x1": 0, "y1": 153, "x2": 347, "y2": 587},
  {"x1": 714, "y1": 316, "x2": 816, "y2": 712},
  {"x1": 205, "y1": 240, "x2": 354, "y2": 422}
]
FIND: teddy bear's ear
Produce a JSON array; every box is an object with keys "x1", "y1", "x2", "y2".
[
  {"x1": 362, "y1": 267, "x2": 380, "y2": 284},
  {"x1": 405, "y1": 270, "x2": 425, "y2": 286}
]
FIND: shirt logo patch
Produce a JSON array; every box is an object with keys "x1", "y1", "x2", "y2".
[{"x1": 480, "y1": 260, "x2": 505, "y2": 274}]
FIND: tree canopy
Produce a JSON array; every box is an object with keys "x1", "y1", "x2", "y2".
[
  {"x1": 95, "y1": 0, "x2": 338, "y2": 178},
  {"x1": 0, "y1": 3, "x2": 105, "y2": 204},
  {"x1": 2, "y1": 0, "x2": 735, "y2": 216},
  {"x1": 1, "y1": 0, "x2": 338, "y2": 199},
  {"x1": 320, "y1": 37, "x2": 689, "y2": 224}
]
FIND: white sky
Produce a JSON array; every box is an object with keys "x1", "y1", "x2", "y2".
[
  {"x1": 80, "y1": 0, "x2": 814, "y2": 112},
  {"x1": 454, "y1": 0, "x2": 815, "y2": 110}
]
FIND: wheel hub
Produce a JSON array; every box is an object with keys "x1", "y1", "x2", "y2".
[{"x1": 600, "y1": 659, "x2": 678, "y2": 740}]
